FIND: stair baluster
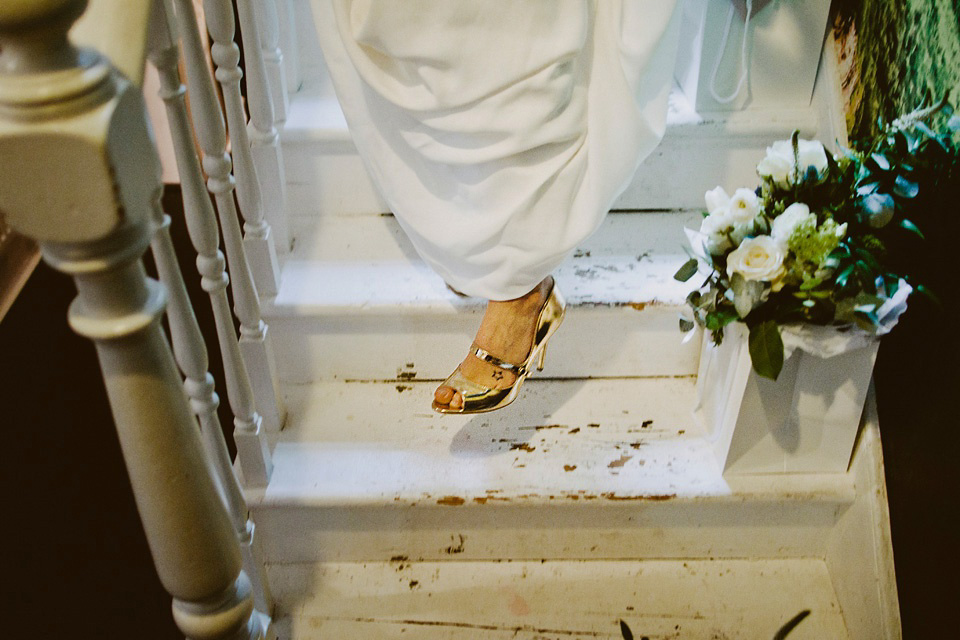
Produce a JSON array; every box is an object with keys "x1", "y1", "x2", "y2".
[
  {"x1": 233, "y1": 0, "x2": 290, "y2": 251},
  {"x1": 0, "y1": 3, "x2": 263, "y2": 637},
  {"x1": 199, "y1": 0, "x2": 286, "y2": 436},
  {"x1": 198, "y1": 0, "x2": 282, "y2": 300},
  {"x1": 174, "y1": 0, "x2": 286, "y2": 440},
  {"x1": 252, "y1": 0, "x2": 288, "y2": 123},
  {"x1": 163, "y1": 0, "x2": 275, "y2": 484},
  {"x1": 146, "y1": 4, "x2": 273, "y2": 608},
  {"x1": 276, "y1": 0, "x2": 301, "y2": 97}
]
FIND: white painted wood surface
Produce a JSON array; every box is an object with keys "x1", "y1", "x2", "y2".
[
  {"x1": 269, "y1": 558, "x2": 848, "y2": 639},
  {"x1": 198, "y1": 0, "x2": 287, "y2": 436},
  {"x1": 252, "y1": 0, "x2": 289, "y2": 123},
  {"x1": 201, "y1": 0, "x2": 282, "y2": 298},
  {"x1": 235, "y1": 0, "x2": 290, "y2": 251},
  {"x1": 160, "y1": 0, "x2": 274, "y2": 483},
  {"x1": 265, "y1": 212, "x2": 702, "y2": 382},
  {"x1": 249, "y1": 377, "x2": 855, "y2": 564}
]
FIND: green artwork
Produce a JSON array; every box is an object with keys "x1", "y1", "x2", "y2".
[{"x1": 837, "y1": 0, "x2": 960, "y2": 143}]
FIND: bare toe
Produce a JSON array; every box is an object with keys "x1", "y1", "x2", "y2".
[
  {"x1": 450, "y1": 392, "x2": 463, "y2": 410},
  {"x1": 434, "y1": 385, "x2": 455, "y2": 406}
]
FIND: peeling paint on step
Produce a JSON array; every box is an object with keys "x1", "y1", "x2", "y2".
[
  {"x1": 436, "y1": 496, "x2": 464, "y2": 506},
  {"x1": 601, "y1": 492, "x2": 676, "y2": 501},
  {"x1": 608, "y1": 454, "x2": 633, "y2": 469},
  {"x1": 445, "y1": 534, "x2": 465, "y2": 554},
  {"x1": 395, "y1": 384, "x2": 411, "y2": 393},
  {"x1": 564, "y1": 464, "x2": 577, "y2": 472}
]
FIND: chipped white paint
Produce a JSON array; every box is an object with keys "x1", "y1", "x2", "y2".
[
  {"x1": 264, "y1": 212, "x2": 702, "y2": 382},
  {"x1": 268, "y1": 558, "x2": 848, "y2": 639},
  {"x1": 249, "y1": 378, "x2": 857, "y2": 564}
]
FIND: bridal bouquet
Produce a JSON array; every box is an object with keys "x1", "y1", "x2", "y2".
[{"x1": 676, "y1": 99, "x2": 958, "y2": 380}]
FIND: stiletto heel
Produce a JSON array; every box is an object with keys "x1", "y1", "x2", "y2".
[
  {"x1": 536, "y1": 342, "x2": 547, "y2": 372},
  {"x1": 432, "y1": 277, "x2": 566, "y2": 414}
]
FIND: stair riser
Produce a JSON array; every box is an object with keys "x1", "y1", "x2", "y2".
[
  {"x1": 283, "y1": 135, "x2": 794, "y2": 219},
  {"x1": 266, "y1": 305, "x2": 699, "y2": 382},
  {"x1": 252, "y1": 501, "x2": 846, "y2": 564}
]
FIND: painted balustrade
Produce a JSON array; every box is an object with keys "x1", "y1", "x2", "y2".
[
  {"x1": 252, "y1": 0, "x2": 288, "y2": 123},
  {"x1": 147, "y1": 0, "x2": 273, "y2": 612},
  {"x1": 0, "y1": 2, "x2": 264, "y2": 637},
  {"x1": 202, "y1": 0, "x2": 282, "y2": 299},
  {"x1": 276, "y1": 0, "x2": 301, "y2": 97},
  {"x1": 233, "y1": 0, "x2": 290, "y2": 252},
  {"x1": 171, "y1": 0, "x2": 286, "y2": 437}
]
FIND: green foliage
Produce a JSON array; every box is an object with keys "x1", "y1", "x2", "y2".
[{"x1": 677, "y1": 98, "x2": 958, "y2": 379}]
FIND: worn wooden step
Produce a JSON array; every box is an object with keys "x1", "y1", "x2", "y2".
[
  {"x1": 264, "y1": 211, "x2": 702, "y2": 382},
  {"x1": 248, "y1": 377, "x2": 856, "y2": 565},
  {"x1": 269, "y1": 558, "x2": 848, "y2": 639}
]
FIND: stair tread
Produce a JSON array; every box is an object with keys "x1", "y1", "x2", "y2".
[
  {"x1": 256, "y1": 378, "x2": 856, "y2": 508},
  {"x1": 270, "y1": 212, "x2": 701, "y2": 315},
  {"x1": 270, "y1": 558, "x2": 848, "y2": 639}
]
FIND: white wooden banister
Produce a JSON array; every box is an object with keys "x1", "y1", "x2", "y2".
[
  {"x1": 0, "y1": 3, "x2": 263, "y2": 637},
  {"x1": 148, "y1": 161, "x2": 274, "y2": 613},
  {"x1": 252, "y1": 0, "x2": 289, "y2": 123},
  {"x1": 276, "y1": 0, "x2": 301, "y2": 96},
  {"x1": 234, "y1": 0, "x2": 290, "y2": 252},
  {"x1": 169, "y1": 0, "x2": 286, "y2": 438},
  {"x1": 153, "y1": 0, "x2": 274, "y2": 487},
  {"x1": 201, "y1": 0, "x2": 282, "y2": 299}
]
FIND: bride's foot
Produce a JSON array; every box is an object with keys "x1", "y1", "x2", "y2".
[{"x1": 433, "y1": 277, "x2": 555, "y2": 411}]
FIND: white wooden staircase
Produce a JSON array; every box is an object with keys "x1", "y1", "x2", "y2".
[
  {"x1": 0, "y1": 1, "x2": 899, "y2": 637},
  {"x1": 243, "y1": 3, "x2": 901, "y2": 638}
]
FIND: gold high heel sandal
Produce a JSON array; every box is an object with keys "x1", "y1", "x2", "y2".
[{"x1": 432, "y1": 278, "x2": 566, "y2": 414}]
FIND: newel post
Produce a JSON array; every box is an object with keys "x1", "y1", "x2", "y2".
[{"x1": 0, "y1": 2, "x2": 262, "y2": 638}]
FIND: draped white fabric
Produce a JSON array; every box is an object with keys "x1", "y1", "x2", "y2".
[{"x1": 312, "y1": 0, "x2": 682, "y2": 299}]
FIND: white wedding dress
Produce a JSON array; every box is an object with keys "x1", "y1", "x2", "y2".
[{"x1": 311, "y1": 0, "x2": 682, "y2": 299}]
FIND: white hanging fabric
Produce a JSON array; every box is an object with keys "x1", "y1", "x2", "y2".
[{"x1": 311, "y1": 0, "x2": 682, "y2": 299}]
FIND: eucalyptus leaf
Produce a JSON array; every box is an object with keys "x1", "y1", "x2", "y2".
[
  {"x1": 674, "y1": 258, "x2": 699, "y2": 282},
  {"x1": 899, "y1": 219, "x2": 925, "y2": 239},
  {"x1": 869, "y1": 153, "x2": 891, "y2": 171},
  {"x1": 679, "y1": 318, "x2": 695, "y2": 332},
  {"x1": 835, "y1": 264, "x2": 855, "y2": 288},
  {"x1": 947, "y1": 114, "x2": 960, "y2": 132},
  {"x1": 748, "y1": 321, "x2": 784, "y2": 381},
  {"x1": 862, "y1": 192, "x2": 895, "y2": 227},
  {"x1": 731, "y1": 273, "x2": 764, "y2": 319},
  {"x1": 893, "y1": 175, "x2": 919, "y2": 198}
]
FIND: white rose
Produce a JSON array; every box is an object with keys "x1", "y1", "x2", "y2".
[
  {"x1": 757, "y1": 138, "x2": 829, "y2": 186},
  {"x1": 757, "y1": 140, "x2": 795, "y2": 185},
  {"x1": 728, "y1": 188, "x2": 761, "y2": 223},
  {"x1": 797, "y1": 139, "x2": 829, "y2": 174},
  {"x1": 704, "y1": 186, "x2": 731, "y2": 212},
  {"x1": 771, "y1": 202, "x2": 815, "y2": 247},
  {"x1": 726, "y1": 235, "x2": 786, "y2": 283}
]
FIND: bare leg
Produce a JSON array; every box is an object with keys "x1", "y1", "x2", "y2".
[{"x1": 434, "y1": 277, "x2": 553, "y2": 411}]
